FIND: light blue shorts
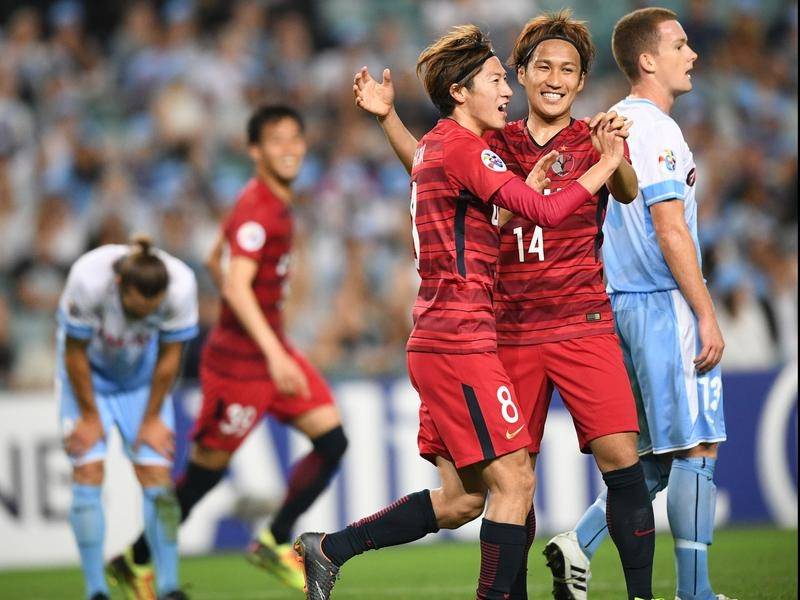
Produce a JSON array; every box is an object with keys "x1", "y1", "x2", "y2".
[
  {"x1": 58, "y1": 375, "x2": 175, "y2": 467},
  {"x1": 611, "y1": 289, "x2": 727, "y2": 455}
]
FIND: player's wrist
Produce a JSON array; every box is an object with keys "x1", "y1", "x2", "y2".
[{"x1": 376, "y1": 105, "x2": 397, "y2": 124}]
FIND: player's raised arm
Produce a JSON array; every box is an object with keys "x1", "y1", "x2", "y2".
[
  {"x1": 222, "y1": 255, "x2": 310, "y2": 398},
  {"x1": 586, "y1": 111, "x2": 638, "y2": 203},
  {"x1": 354, "y1": 66, "x2": 418, "y2": 174}
]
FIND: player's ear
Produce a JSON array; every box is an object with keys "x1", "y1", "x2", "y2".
[
  {"x1": 638, "y1": 52, "x2": 656, "y2": 76},
  {"x1": 247, "y1": 145, "x2": 260, "y2": 163},
  {"x1": 516, "y1": 65, "x2": 527, "y2": 87},
  {"x1": 449, "y1": 83, "x2": 467, "y2": 106},
  {"x1": 577, "y1": 71, "x2": 586, "y2": 93}
]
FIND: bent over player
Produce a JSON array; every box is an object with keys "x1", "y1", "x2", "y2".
[
  {"x1": 59, "y1": 237, "x2": 198, "y2": 600},
  {"x1": 295, "y1": 25, "x2": 630, "y2": 600},
  {"x1": 115, "y1": 106, "x2": 348, "y2": 595},
  {"x1": 352, "y1": 11, "x2": 658, "y2": 600}
]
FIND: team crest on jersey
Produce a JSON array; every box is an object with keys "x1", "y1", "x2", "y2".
[
  {"x1": 413, "y1": 144, "x2": 426, "y2": 167},
  {"x1": 551, "y1": 153, "x2": 574, "y2": 177},
  {"x1": 481, "y1": 149, "x2": 507, "y2": 172},
  {"x1": 658, "y1": 149, "x2": 677, "y2": 173},
  {"x1": 236, "y1": 221, "x2": 266, "y2": 252}
]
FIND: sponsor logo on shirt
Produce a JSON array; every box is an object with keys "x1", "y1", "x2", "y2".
[
  {"x1": 481, "y1": 149, "x2": 507, "y2": 172},
  {"x1": 686, "y1": 167, "x2": 696, "y2": 187},
  {"x1": 236, "y1": 221, "x2": 267, "y2": 252},
  {"x1": 658, "y1": 149, "x2": 677, "y2": 173}
]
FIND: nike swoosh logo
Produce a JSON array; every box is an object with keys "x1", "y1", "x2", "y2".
[
  {"x1": 633, "y1": 528, "x2": 655, "y2": 537},
  {"x1": 505, "y1": 425, "x2": 525, "y2": 440}
]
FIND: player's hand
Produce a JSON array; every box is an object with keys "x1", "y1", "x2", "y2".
[
  {"x1": 66, "y1": 413, "x2": 104, "y2": 457},
  {"x1": 592, "y1": 119, "x2": 627, "y2": 168},
  {"x1": 268, "y1": 351, "x2": 311, "y2": 399},
  {"x1": 585, "y1": 111, "x2": 632, "y2": 153},
  {"x1": 135, "y1": 416, "x2": 175, "y2": 460},
  {"x1": 695, "y1": 315, "x2": 725, "y2": 374},
  {"x1": 353, "y1": 66, "x2": 395, "y2": 119},
  {"x1": 525, "y1": 150, "x2": 559, "y2": 192}
]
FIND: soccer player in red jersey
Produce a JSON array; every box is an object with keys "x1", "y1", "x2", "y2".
[
  {"x1": 116, "y1": 106, "x2": 348, "y2": 594},
  {"x1": 352, "y1": 11, "x2": 657, "y2": 600},
  {"x1": 294, "y1": 25, "x2": 628, "y2": 600}
]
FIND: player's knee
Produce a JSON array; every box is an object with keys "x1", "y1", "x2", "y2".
[
  {"x1": 191, "y1": 444, "x2": 233, "y2": 470},
  {"x1": 134, "y1": 464, "x2": 171, "y2": 488},
  {"x1": 73, "y1": 461, "x2": 104, "y2": 485},
  {"x1": 312, "y1": 425, "x2": 348, "y2": 465},
  {"x1": 679, "y1": 442, "x2": 718, "y2": 460}
]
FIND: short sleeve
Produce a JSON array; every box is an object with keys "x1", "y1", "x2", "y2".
[
  {"x1": 57, "y1": 265, "x2": 99, "y2": 340},
  {"x1": 159, "y1": 266, "x2": 199, "y2": 343},
  {"x1": 444, "y1": 133, "x2": 516, "y2": 203},
  {"x1": 637, "y1": 120, "x2": 687, "y2": 206},
  {"x1": 225, "y1": 203, "x2": 269, "y2": 261}
]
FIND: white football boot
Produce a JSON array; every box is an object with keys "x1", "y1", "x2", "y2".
[{"x1": 543, "y1": 531, "x2": 591, "y2": 600}]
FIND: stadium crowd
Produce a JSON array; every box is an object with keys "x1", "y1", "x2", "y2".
[{"x1": 0, "y1": 0, "x2": 795, "y2": 389}]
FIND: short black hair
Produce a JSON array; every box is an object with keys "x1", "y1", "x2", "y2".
[{"x1": 246, "y1": 105, "x2": 305, "y2": 145}]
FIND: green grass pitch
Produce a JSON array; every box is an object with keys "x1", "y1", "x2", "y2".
[{"x1": 1, "y1": 527, "x2": 795, "y2": 599}]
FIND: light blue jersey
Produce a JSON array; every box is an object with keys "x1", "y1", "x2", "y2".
[
  {"x1": 603, "y1": 97, "x2": 725, "y2": 454},
  {"x1": 56, "y1": 244, "x2": 199, "y2": 465},
  {"x1": 603, "y1": 97, "x2": 701, "y2": 293}
]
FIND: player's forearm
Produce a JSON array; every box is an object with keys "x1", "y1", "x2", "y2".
[
  {"x1": 491, "y1": 178, "x2": 592, "y2": 228},
  {"x1": 205, "y1": 234, "x2": 225, "y2": 291},
  {"x1": 657, "y1": 225, "x2": 716, "y2": 319},
  {"x1": 64, "y1": 338, "x2": 97, "y2": 417},
  {"x1": 144, "y1": 342, "x2": 184, "y2": 419},
  {"x1": 377, "y1": 107, "x2": 417, "y2": 174},
  {"x1": 222, "y1": 280, "x2": 286, "y2": 360},
  {"x1": 607, "y1": 159, "x2": 637, "y2": 204}
]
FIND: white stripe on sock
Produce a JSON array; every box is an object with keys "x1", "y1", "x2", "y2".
[{"x1": 674, "y1": 538, "x2": 708, "y2": 551}]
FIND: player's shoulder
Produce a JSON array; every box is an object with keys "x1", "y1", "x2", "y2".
[
  {"x1": 69, "y1": 245, "x2": 125, "y2": 286},
  {"x1": 155, "y1": 248, "x2": 197, "y2": 291},
  {"x1": 229, "y1": 178, "x2": 275, "y2": 220},
  {"x1": 616, "y1": 97, "x2": 683, "y2": 140}
]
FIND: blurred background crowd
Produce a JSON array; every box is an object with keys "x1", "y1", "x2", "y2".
[{"x1": 0, "y1": 0, "x2": 795, "y2": 389}]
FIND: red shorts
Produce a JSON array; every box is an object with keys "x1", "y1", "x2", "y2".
[
  {"x1": 497, "y1": 333, "x2": 638, "y2": 454},
  {"x1": 193, "y1": 348, "x2": 335, "y2": 453},
  {"x1": 407, "y1": 351, "x2": 532, "y2": 469}
]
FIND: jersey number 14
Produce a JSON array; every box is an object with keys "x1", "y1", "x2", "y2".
[{"x1": 512, "y1": 226, "x2": 544, "y2": 262}]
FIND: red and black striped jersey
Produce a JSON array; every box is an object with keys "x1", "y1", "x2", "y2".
[
  {"x1": 487, "y1": 118, "x2": 625, "y2": 346},
  {"x1": 204, "y1": 177, "x2": 292, "y2": 379},
  {"x1": 407, "y1": 118, "x2": 515, "y2": 354}
]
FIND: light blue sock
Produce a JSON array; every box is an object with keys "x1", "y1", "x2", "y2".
[
  {"x1": 69, "y1": 483, "x2": 108, "y2": 599},
  {"x1": 574, "y1": 488, "x2": 607, "y2": 559},
  {"x1": 667, "y1": 457, "x2": 717, "y2": 600},
  {"x1": 575, "y1": 456, "x2": 669, "y2": 559},
  {"x1": 143, "y1": 486, "x2": 181, "y2": 595}
]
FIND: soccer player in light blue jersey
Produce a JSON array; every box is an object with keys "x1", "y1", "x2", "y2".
[
  {"x1": 58, "y1": 236, "x2": 198, "y2": 600},
  {"x1": 544, "y1": 8, "x2": 736, "y2": 600}
]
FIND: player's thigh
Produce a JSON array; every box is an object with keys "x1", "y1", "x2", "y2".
[
  {"x1": 497, "y1": 343, "x2": 552, "y2": 454},
  {"x1": 58, "y1": 376, "x2": 112, "y2": 468},
  {"x1": 192, "y1": 367, "x2": 272, "y2": 455},
  {"x1": 110, "y1": 386, "x2": 176, "y2": 467},
  {"x1": 544, "y1": 334, "x2": 639, "y2": 452},
  {"x1": 613, "y1": 291, "x2": 726, "y2": 454},
  {"x1": 407, "y1": 351, "x2": 532, "y2": 470},
  {"x1": 270, "y1": 349, "x2": 339, "y2": 429}
]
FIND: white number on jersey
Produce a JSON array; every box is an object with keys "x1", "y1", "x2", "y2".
[
  {"x1": 410, "y1": 181, "x2": 421, "y2": 270},
  {"x1": 512, "y1": 225, "x2": 545, "y2": 262}
]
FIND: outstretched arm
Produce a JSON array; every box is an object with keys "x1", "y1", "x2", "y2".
[{"x1": 354, "y1": 66, "x2": 418, "y2": 174}]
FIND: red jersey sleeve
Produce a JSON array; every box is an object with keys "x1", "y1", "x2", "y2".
[
  {"x1": 225, "y1": 200, "x2": 270, "y2": 261},
  {"x1": 444, "y1": 132, "x2": 516, "y2": 203}
]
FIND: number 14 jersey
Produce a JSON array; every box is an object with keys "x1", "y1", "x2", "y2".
[{"x1": 488, "y1": 118, "x2": 627, "y2": 346}]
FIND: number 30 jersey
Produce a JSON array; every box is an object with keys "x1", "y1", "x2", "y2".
[
  {"x1": 488, "y1": 118, "x2": 627, "y2": 346},
  {"x1": 204, "y1": 177, "x2": 293, "y2": 379}
]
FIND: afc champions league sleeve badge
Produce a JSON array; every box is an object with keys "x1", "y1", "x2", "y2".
[
  {"x1": 236, "y1": 221, "x2": 267, "y2": 252},
  {"x1": 481, "y1": 149, "x2": 508, "y2": 172},
  {"x1": 658, "y1": 148, "x2": 677, "y2": 173}
]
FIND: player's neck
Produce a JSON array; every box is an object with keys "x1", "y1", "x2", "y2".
[
  {"x1": 525, "y1": 110, "x2": 571, "y2": 145},
  {"x1": 448, "y1": 110, "x2": 487, "y2": 138},
  {"x1": 256, "y1": 168, "x2": 293, "y2": 204},
  {"x1": 628, "y1": 80, "x2": 675, "y2": 114}
]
